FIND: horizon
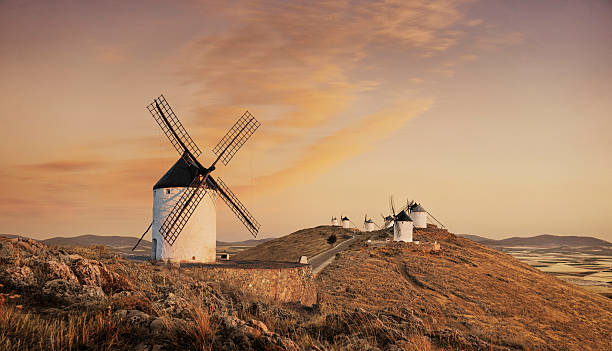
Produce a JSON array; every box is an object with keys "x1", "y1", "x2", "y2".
[{"x1": 1, "y1": 1, "x2": 611, "y2": 242}]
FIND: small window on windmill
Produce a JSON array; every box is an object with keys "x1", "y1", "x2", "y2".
[{"x1": 166, "y1": 189, "x2": 171, "y2": 194}]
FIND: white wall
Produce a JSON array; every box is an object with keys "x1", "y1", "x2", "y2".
[
  {"x1": 342, "y1": 219, "x2": 350, "y2": 229},
  {"x1": 152, "y1": 187, "x2": 217, "y2": 263},
  {"x1": 410, "y1": 212, "x2": 427, "y2": 228},
  {"x1": 393, "y1": 220, "x2": 413, "y2": 242},
  {"x1": 365, "y1": 222, "x2": 376, "y2": 232}
]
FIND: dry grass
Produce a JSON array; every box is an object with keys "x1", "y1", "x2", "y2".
[
  {"x1": 317, "y1": 227, "x2": 612, "y2": 351},
  {"x1": 0, "y1": 304, "x2": 124, "y2": 351},
  {"x1": 234, "y1": 225, "x2": 353, "y2": 262}
]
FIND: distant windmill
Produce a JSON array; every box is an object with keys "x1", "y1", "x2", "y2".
[
  {"x1": 133, "y1": 95, "x2": 261, "y2": 263},
  {"x1": 363, "y1": 214, "x2": 377, "y2": 232},
  {"x1": 341, "y1": 216, "x2": 351, "y2": 229},
  {"x1": 331, "y1": 216, "x2": 339, "y2": 226},
  {"x1": 403, "y1": 199, "x2": 446, "y2": 229}
]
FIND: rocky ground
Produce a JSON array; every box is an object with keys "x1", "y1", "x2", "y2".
[{"x1": 2, "y1": 228, "x2": 611, "y2": 350}]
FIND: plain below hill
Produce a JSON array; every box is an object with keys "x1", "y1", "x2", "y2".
[
  {"x1": 316, "y1": 227, "x2": 612, "y2": 351},
  {"x1": 233, "y1": 225, "x2": 354, "y2": 262}
]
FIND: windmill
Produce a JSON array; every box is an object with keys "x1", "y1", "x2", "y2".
[
  {"x1": 389, "y1": 196, "x2": 413, "y2": 242},
  {"x1": 134, "y1": 94, "x2": 261, "y2": 263},
  {"x1": 363, "y1": 214, "x2": 379, "y2": 232},
  {"x1": 402, "y1": 199, "x2": 446, "y2": 229},
  {"x1": 341, "y1": 215, "x2": 351, "y2": 229},
  {"x1": 331, "y1": 216, "x2": 339, "y2": 226}
]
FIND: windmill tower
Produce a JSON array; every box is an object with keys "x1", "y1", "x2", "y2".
[
  {"x1": 389, "y1": 196, "x2": 412, "y2": 242},
  {"x1": 145, "y1": 95, "x2": 261, "y2": 263},
  {"x1": 393, "y1": 210, "x2": 413, "y2": 242},
  {"x1": 408, "y1": 203, "x2": 427, "y2": 229},
  {"x1": 341, "y1": 216, "x2": 351, "y2": 229},
  {"x1": 331, "y1": 216, "x2": 339, "y2": 226},
  {"x1": 363, "y1": 214, "x2": 376, "y2": 232}
]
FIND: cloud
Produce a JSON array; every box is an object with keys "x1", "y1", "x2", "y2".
[
  {"x1": 20, "y1": 160, "x2": 101, "y2": 172},
  {"x1": 177, "y1": 0, "x2": 470, "y2": 187},
  {"x1": 246, "y1": 98, "x2": 433, "y2": 192},
  {"x1": 93, "y1": 45, "x2": 127, "y2": 63}
]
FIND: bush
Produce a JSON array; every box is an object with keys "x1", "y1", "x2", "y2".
[{"x1": 327, "y1": 234, "x2": 337, "y2": 245}]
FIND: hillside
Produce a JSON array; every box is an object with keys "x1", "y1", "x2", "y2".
[
  {"x1": 233, "y1": 225, "x2": 353, "y2": 262},
  {"x1": 316, "y1": 227, "x2": 612, "y2": 350}
]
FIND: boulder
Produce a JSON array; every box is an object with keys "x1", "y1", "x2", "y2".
[
  {"x1": 41, "y1": 279, "x2": 105, "y2": 306},
  {"x1": 0, "y1": 265, "x2": 36, "y2": 290}
]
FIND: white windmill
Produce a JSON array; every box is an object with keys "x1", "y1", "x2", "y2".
[
  {"x1": 390, "y1": 197, "x2": 413, "y2": 242},
  {"x1": 331, "y1": 216, "x2": 339, "y2": 226},
  {"x1": 363, "y1": 214, "x2": 377, "y2": 232},
  {"x1": 133, "y1": 95, "x2": 261, "y2": 263},
  {"x1": 405, "y1": 199, "x2": 446, "y2": 229},
  {"x1": 341, "y1": 216, "x2": 351, "y2": 229}
]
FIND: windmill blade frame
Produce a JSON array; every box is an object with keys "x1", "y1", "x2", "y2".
[
  {"x1": 213, "y1": 176, "x2": 260, "y2": 237},
  {"x1": 147, "y1": 95, "x2": 202, "y2": 163},
  {"x1": 426, "y1": 210, "x2": 446, "y2": 229},
  {"x1": 212, "y1": 111, "x2": 260, "y2": 166},
  {"x1": 159, "y1": 174, "x2": 208, "y2": 245}
]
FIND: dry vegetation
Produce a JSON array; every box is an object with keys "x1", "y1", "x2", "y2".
[
  {"x1": 234, "y1": 225, "x2": 353, "y2": 262},
  {"x1": 2, "y1": 226, "x2": 611, "y2": 350},
  {"x1": 317, "y1": 227, "x2": 612, "y2": 351}
]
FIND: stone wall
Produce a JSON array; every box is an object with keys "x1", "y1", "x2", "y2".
[{"x1": 195, "y1": 261, "x2": 317, "y2": 306}]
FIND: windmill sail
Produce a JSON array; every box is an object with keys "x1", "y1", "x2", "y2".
[
  {"x1": 147, "y1": 95, "x2": 202, "y2": 162},
  {"x1": 159, "y1": 174, "x2": 208, "y2": 245},
  {"x1": 212, "y1": 111, "x2": 260, "y2": 166},
  {"x1": 213, "y1": 177, "x2": 260, "y2": 237}
]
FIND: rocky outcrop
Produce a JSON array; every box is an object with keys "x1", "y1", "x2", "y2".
[{"x1": 0, "y1": 237, "x2": 132, "y2": 305}]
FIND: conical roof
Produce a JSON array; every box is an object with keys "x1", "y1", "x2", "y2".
[
  {"x1": 341, "y1": 216, "x2": 349, "y2": 221},
  {"x1": 153, "y1": 157, "x2": 200, "y2": 190},
  {"x1": 411, "y1": 204, "x2": 426, "y2": 212},
  {"x1": 395, "y1": 210, "x2": 412, "y2": 222}
]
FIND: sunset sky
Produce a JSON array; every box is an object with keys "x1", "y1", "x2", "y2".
[{"x1": 1, "y1": 0, "x2": 611, "y2": 242}]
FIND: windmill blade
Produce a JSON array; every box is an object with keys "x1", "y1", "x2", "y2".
[
  {"x1": 212, "y1": 111, "x2": 260, "y2": 166},
  {"x1": 390, "y1": 196, "x2": 396, "y2": 217},
  {"x1": 212, "y1": 177, "x2": 260, "y2": 237},
  {"x1": 426, "y1": 210, "x2": 447, "y2": 229},
  {"x1": 159, "y1": 174, "x2": 208, "y2": 245},
  {"x1": 147, "y1": 95, "x2": 202, "y2": 163}
]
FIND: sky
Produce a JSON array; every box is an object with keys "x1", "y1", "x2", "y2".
[{"x1": 0, "y1": 0, "x2": 611, "y2": 242}]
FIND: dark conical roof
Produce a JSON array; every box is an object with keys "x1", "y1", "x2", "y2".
[
  {"x1": 411, "y1": 204, "x2": 426, "y2": 212},
  {"x1": 153, "y1": 157, "x2": 200, "y2": 190},
  {"x1": 395, "y1": 210, "x2": 412, "y2": 222},
  {"x1": 341, "y1": 216, "x2": 349, "y2": 221}
]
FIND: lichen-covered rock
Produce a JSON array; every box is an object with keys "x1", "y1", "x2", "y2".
[
  {"x1": 71, "y1": 258, "x2": 132, "y2": 294},
  {"x1": 114, "y1": 309, "x2": 154, "y2": 330},
  {"x1": 154, "y1": 293, "x2": 191, "y2": 319},
  {"x1": 0, "y1": 265, "x2": 36, "y2": 290},
  {"x1": 42, "y1": 279, "x2": 106, "y2": 305},
  {"x1": 25, "y1": 257, "x2": 79, "y2": 283}
]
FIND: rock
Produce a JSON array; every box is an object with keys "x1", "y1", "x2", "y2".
[
  {"x1": 249, "y1": 319, "x2": 269, "y2": 334},
  {"x1": 150, "y1": 317, "x2": 166, "y2": 335},
  {"x1": 151, "y1": 345, "x2": 163, "y2": 351},
  {"x1": 154, "y1": 293, "x2": 191, "y2": 319},
  {"x1": 71, "y1": 258, "x2": 132, "y2": 294},
  {"x1": 117, "y1": 309, "x2": 154, "y2": 329},
  {"x1": 25, "y1": 257, "x2": 79, "y2": 283},
  {"x1": 42, "y1": 279, "x2": 105, "y2": 306},
  {"x1": 0, "y1": 265, "x2": 36, "y2": 290}
]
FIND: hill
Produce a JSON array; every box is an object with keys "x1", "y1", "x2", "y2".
[
  {"x1": 457, "y1": 234, "x2": 491, "y2": 243},
  {"x1": 480, "y1": 234, "x2": 611, "y2": 247},
  {"x1": 233, "y1": 225, "x2": 353, "y2": 262},
  {"x1": 316, "y1": 227, "x2": 612, "y2": 350}
]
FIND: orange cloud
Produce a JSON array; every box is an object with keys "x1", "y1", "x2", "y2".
[{"x1": 246, "y1": 98, "x2": 433, "y2": 192}]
